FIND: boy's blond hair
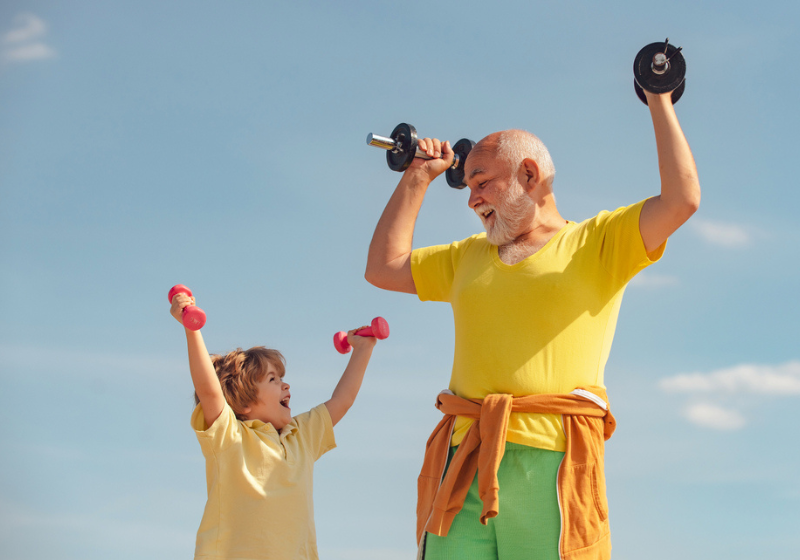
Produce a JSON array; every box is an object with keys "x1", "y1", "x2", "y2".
[{"x1": 194, "y1": 346, "x2": 286, "y2": 420}]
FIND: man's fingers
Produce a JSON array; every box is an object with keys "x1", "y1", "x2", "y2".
[{"x1": 431, "y1": 138, "x2": 442, "y2": 158}]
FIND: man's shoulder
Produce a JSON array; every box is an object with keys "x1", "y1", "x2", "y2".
[
  {"x1": 413, "y1": 232, "x2": 487, "y2": 261},
  {"x1": 570, "y1": 200, "x2": 647, "y2": 234}
]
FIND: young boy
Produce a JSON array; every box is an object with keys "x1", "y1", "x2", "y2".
[{"x1": 170, "y1": 291, "x2": 376, "y2": 560}]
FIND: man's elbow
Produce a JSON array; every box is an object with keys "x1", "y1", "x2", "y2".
[
  {"x1": 364, "y1": 265, "x2": 384, "y2": 289},
  {"x1": 666, "y1": 178, "x2": 701, "y2": 222},
  {"x1": 683, "y1": 181, "x2": 701, "y2": 219},
  {"x1": 364, "y1": 265, "x2": 414, "y2": 294}
]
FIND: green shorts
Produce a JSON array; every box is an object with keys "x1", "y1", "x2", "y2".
[{"x1": 423, "y1": 442, "x2": 565, "y2": 560}]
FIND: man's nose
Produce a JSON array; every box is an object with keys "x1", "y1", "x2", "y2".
[{"x1": 468, "y1": 189, "x2": 482, "y2": 209}]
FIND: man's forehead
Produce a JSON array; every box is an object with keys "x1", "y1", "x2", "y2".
[{"x1": 465, "y1": 148, "x2": 497, "y2": 179}]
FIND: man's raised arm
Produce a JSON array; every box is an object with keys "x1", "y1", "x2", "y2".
[
  {"x1": 365, "y1": 138, "x2": 453, "y2": 294},
  {"x1": 639, "y1": 90, "x2": 701, "y2": 253}
]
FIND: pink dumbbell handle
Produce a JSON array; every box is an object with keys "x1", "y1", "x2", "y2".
[
  {"x1": 334, "y1": 316, "x2": 389, "y2": 354},
  {"x1": 168, "y1": 284, "x2": 207, "y2": 331},
  {"x1": 353, "y1": 316, "x2": 390, "y2": 340}
]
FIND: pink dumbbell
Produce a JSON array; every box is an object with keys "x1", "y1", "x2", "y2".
[
  {"x1": 333, "y1": 317, "x2": 390, "y2": 354},
  {"x1": 168, "y1": 284, "x2": 207, "y2": 331}
]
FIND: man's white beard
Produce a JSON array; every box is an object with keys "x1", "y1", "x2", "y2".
[{"x1": 479, "y1": 179, "x2": 536, "y2": 246}]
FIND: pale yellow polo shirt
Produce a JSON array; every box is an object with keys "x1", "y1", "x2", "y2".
[
  {"x1": 411, "y1": 200, "x2": 665, "y2": 452},
  {"x1": 191, "y1": 402, "x2": 335, "y2": 560}
]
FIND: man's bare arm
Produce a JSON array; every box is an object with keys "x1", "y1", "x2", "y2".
[
  {"x1": 639, "y1": 91, "x2": 701, "y2": 253},
  {"x1": 365, "y1": 138, "x2": 453, "y2": 294}
]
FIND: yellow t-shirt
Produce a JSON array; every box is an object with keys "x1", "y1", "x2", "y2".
[
  {"x1": 190, "y1": 402, "x2": 335, "y2": 560},
  {"x1": 410, "y1": 200, "x2": 665, "y2": 452}
]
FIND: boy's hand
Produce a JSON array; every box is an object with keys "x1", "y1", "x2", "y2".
[
  {"x1": 170, "y1": 292, "x2": 196, "y2": 325},
  {"x1": 347, "y1": 327, "x2": 378, "y2": 351}
]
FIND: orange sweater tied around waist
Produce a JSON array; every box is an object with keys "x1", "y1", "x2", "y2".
[{"x1": 417, "y1": 387, "x2": 616, "y2": 560}]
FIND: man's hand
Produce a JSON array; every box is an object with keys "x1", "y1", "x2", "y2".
[{"x1": 406, "y1": 138, "x2": 454, "y2": 182}]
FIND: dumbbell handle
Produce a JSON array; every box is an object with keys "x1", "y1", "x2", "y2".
[
  {"x1": 168, "y1": 284, "x2": 207, "y2": 331},
  {"x1": 333, "y1": 316, "x2": 390, "y2": 354},
  {"x1": 367, "y1": 133, "x2": 464, "y2": 170}
]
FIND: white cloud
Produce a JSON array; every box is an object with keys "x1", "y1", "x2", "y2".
[
  {"x1": 660, "y1": 361, "x2": 800, "y2": 430},
  {"x1": 3, "y1": 42, "x2": 56, "y2": 62},
  {"x1": 690, "y1": 218, "x2": 752, "y2": 248},
  {"x1": 629, "y1": 273, "x2": 679, "y2": 288},
  {"x1": 659, "y1": 361, "x2": 800, "y2": 395},
  {"x1": 2, "y1": 13, "x2": 56, "y2": 64},
  {"x1": 3, "y1": 14, "x2": 47, "y2": 44},
  {"x1": 683, "y1": 402, "x2": 746, "y2": 430}
]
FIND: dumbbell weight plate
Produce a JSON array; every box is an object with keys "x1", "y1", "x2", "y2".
[
  {"x1": 633, "y1": 41, "x2": 686, "y2": 105},
  {"x1": 386, "y1": 123, "x2": 418, "y2": 172},
  {"x1": 446, "y1": 138, "x2": 476, "y2": 189}
]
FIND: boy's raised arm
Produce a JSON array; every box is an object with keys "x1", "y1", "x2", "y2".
[
  {"x1": 171, "y1": 293, "x2": 226, "y2": 427},
  {"x1": 325, "y1": 330, "x2": 376, "y2": 426}
]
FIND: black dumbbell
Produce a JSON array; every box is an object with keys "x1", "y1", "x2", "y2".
[
  {"x1": 366, "y1": 123, "x2": 475, "y2": 189},
  {"x1": 633, "y1": 38, "x2": 686, "y2": 105}
]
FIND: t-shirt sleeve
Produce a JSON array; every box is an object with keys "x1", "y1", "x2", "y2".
[
  {"x1": 411, "y1": 236, "x2": 477, "y2": 302},
  {"x1": 595, "y1": 199, "x2": 666, "y2": 284},
  {"x1": 191, "y1": 402, "x2": 241, "y2": 455},
  {"x1": 293, "y1": 403, "x2": 336, "y2": 461}
]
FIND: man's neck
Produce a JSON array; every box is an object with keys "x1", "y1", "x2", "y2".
[{"x1": 497, "y1": 213, "x2": 567, "y2": 265}]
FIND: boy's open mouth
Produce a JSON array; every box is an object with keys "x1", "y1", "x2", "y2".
[{"x1": 280, "y1": 397, "x2": 290, "y2": 408}]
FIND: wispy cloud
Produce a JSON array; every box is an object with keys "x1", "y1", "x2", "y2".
[
  {"x1": 683, "y1": 402, "x2": 746, "y2": 430},
  {"x1": 690, "y1": 218, "x2": 752, "y2": 248},
  {"x1": 659, "y1": 361, "x2": 800, "y2": 395},
  {"x1": 2, "y1": 13, "x2": 56, "y2": 63},
  {"x1": 659, "y1": 361, "x2": 800, "y2": 430}
]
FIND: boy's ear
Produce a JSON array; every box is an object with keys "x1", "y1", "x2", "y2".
[{"x1": 240, "y1": 406, "x2": 252, "y2": 418}]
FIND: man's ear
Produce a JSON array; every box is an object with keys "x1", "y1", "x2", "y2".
[{"x1": 521, "y1": 158, "x2": 541, "y2": 191}]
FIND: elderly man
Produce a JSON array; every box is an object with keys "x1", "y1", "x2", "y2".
[{"x1": 365, "y1": 90, "x2": 699, "y2": 560}]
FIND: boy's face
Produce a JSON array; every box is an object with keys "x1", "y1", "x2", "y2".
[{"x1": 242, "y1": 363, "x2": 292, "y2": 430}]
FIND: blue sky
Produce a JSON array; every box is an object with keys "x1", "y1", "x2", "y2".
[{"x1": 1, "y1": 1, "x2": 798, "y2": 559}]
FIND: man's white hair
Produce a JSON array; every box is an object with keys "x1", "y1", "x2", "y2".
[{"x1": 495, "y1": 129, "x2": 556, "y2": 189}]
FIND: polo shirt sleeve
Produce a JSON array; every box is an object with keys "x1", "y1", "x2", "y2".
[
  {"x1": 411, "y1": 236, "x2": 478, "y2": 302},
  {"x1": 191, "y1": 402, "x2": 241, "y2": 455},
  {"x1": 594, "y1": 199, "x2": 666, "y2": 284},
  {"x1": 293, "y1": 403, "x2": 336, "y2": 461}
]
